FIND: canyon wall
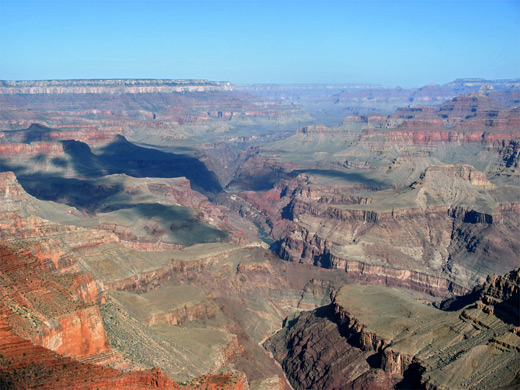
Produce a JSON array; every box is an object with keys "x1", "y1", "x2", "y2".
[
  {"x1": 266, "y1": 268, "x2": 520, "y2": 389},
  {"x1": 0, "y1": 79, "x2": 234, "y2": 94}
]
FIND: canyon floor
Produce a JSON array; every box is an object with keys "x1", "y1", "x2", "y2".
[{"x1": 0, "y1": 78, "x2": 519, "y2": 389}]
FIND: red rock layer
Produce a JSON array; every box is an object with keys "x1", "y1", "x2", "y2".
[
  {"x1": 347, "y1": 95, "x2": 520, "y2": 146},
  {"x1": 0, "y1": 303, "x2": 179, "y2": 389},
  {"x1": 0, "y1": 244, "x2": 112, "y2": 358},
  {"x1": 0, "y1": 303, "x2": 250, "y2": 390},
  {"x1": 30, "y1": 306, "x2": 110, "y2": 358},
  {"x1": 0, "y1": 238, "x2": 250, "y2": 389},
  {"x1": 0, "y1": 124, "x2": 114, "y2": 146},
  {"x1": 0, "y1": 242, "x2": 176, "y2": 388},
  {"x1": 359, "y1": 128, "x2": 518, "y2": 146}
]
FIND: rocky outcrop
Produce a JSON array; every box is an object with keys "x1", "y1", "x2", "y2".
[
  {"x1": 0, "y1": 302, "x2": 249, "y2": 389},
  {"x1": 418, "y1": 164, "x2": 493, "y2": 187},
  {"x1": 480, "y1": 267, "x2": 520, "y2": 304},
  {"x1": 266, "y1": 270, "x2": 520, "y2": 390},
  {"x1": 265, "y1": 164, "x2": 520, "y2": 294},
  {"x1": 30, "y1": 306, "x2": 110, "y2": 358},
  {"x1": 439, "y1": 267, "x2": 520, "y2": 324},
  {"x1": 488, "y1": 139, "x2": 520, "y2": 180},
  {"x1": 0, "y1": 243, "x2": 122, "y2": 365},
  {"x1": 265, "y1": 305, "x2": 396, "y2": 390},
  {"x1": 0, "y1": 303, "x2": 179, "y2": 389},
  {"x1": 184, "y1": 372, "x2": 250, "y2": 390},
  {"x1": 148, "y1": 301, "x2": 216, "y2": 327}
]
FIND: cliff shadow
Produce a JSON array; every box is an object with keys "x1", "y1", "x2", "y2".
[
  {"x1": 226, "y1": 169, "x2": 287, "y2": 192},
  {"x1": 435, "y1": 288, "x2": 481, "y2": 311},
  {"x1": 493, "y1": 294, "x2": 520, "y2": 326},
  {"x1": 436, "y1": 287, "x2": 519, "y2": 326},
  {"x1": 0, "y1": 162, "x2": 123, "y2": 214},
  {"x1": 5, "y1": 123, "x2": 56, "y2": 144},
  {"x1": 61, "y1": 140, "x2": 106, "y2": 178},
  {"x1": 395, "y1": 362, "x2": 426, "y2": 390},
  {"x1": 96, "y1": 135, "x2": 222, "y2": 197},
  {"x1": 0, "y1": 160, "x2": 228, "y2": 244},
  {"x1": 106, "y1": 202, "x2": 227, "y2": 245},
  {"x1": 289, "y1": 169, "x2": 388, "y2": 189}
]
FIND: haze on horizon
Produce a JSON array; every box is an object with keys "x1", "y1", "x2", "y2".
[{"x1": 0, "y1": 0, "x2": 519, "y2": 88}]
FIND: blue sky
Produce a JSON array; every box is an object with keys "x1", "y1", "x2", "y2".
[{"x1": 0, "y1": 0, "x2": 518, "y2": 86}]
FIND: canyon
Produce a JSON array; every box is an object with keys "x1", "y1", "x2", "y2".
[
  {"x1": 265, "y1": 267, "x2": 520, "y2": 389},
  {"x1": 0, "y1": 78, "x2": 518, "y2": 389}
]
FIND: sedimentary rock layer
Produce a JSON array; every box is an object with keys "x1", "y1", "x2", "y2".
[
  {"x1": 265, "y1": 268, "x2": 520, "y2": 390},
  {"x1": 0, "y1": 79, "x2": 234, "y2": 94}
]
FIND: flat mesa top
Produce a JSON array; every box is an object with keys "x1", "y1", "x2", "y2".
[
  {"x1": 335, "y1": 284, "x2": 454, "y2": 342},
  {"x1": 0, "y1": 79, "x2": 230, "y2": 86},
  {"x1": 0, "y1": 79, "x2": 234, "y2": 93}
]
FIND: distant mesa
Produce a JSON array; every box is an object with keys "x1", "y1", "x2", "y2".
[
  {"x1": 0, "y1": 79, "x2": 234, "y2": 94},
  {"x1": 0, "y1": 77, "x2": 519, "y2": 389}
]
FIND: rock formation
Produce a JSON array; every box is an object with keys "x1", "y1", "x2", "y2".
[
  {"x1": 0, "y1": 79, "x2": 234, "y2": 94},
  {"x1": 265, "y1": 268, "x2": 520, "y2": 389},
  {"x1": 227, "y1": 163, "x2": 519, "y2": 294},
  {"x1": 0, "y1": 78, "x2": 519, "y2": 388},
  {"x1": 0, "y1": 168, "x2": 356, "y2": 389}
]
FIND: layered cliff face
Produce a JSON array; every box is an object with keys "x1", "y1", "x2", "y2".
[
  {"x1": 223, "y1": 92, "x2": 520, "y2": 296},
  {"x1": 0, "y1": 80, "x2": 311, "y2": 145},
  {"x1": 0, "y1": 170, "x2": 360, "y2": 389},
  {"x1": 0, "y1": 299, "x2": 249, "y2": 390},
  {"x1": 237, "y1": 78, "x2": 520, "y2": 126},
  {"x1": 0, "y1": 244, "x2": 181, "y2": 388},
  {"x1": 0, "y1": 304, "x2": 178, "y2": 390},
  {"x1": 265, "y1": 268, "x2": 520, "y2": 390},
  {"x1": 0, "y1": 242, "x2": 105, "y2": 350},
  {"x1": 0, "y1": 239, "x2": 252, "y2": 389},
  {"x1": 344, "y1": 96, "x2": 520, "y2": 179},
  {"x1": 0, "y1": 131, "x2": 265, "y2": 247},
  {"x1": 1, "y1": 78, "x2": 519, "y2": 388},
  {"x1": 0, "y1": 79, "x2": 234, "y2": 94},
  {"x1": 227, "y1": 161, "x2": 520, "y2": 295}
]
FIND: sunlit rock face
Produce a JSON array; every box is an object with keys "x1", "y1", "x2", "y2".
[
  {"x1": 0, "y1": 78, "x2": 519, "y2": 389},
  {"x1": 265, "y1": 268, "x2": 520, "y2": 390}
]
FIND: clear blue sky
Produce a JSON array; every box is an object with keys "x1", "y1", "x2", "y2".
[{"x1": 0, "y1": 0, "x2": 518, "y2": 86}]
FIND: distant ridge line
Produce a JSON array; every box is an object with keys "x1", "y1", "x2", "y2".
[{"x1": 0, "y1": 79, "x2": 234, "y2": 94}]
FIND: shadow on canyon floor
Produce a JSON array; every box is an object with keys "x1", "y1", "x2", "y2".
[
  {"x1": 289, "y1": 169, "x2": 388, "y2": 188},
  {"x1": 0, "y1": 134, "x2": 228, "y2": 244},
  {"x1": 66, "y1": 135, "x2": 223, "y2": 196}
]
